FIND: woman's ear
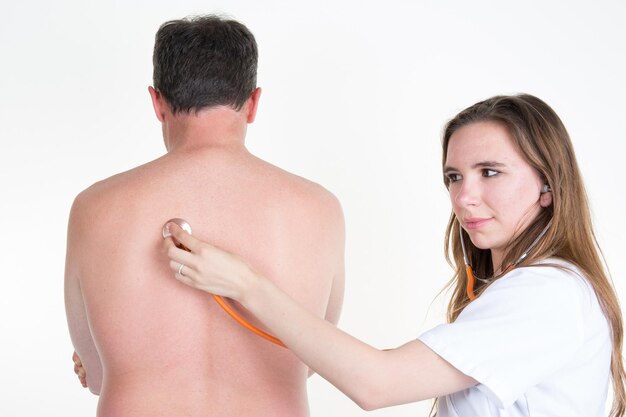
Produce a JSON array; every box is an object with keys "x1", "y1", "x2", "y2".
[{"x1": 540, "y1": 184, "x2": 553, "y2": 207}]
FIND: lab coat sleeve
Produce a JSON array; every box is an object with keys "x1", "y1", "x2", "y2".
[{"x1": 418, "y1": 264, "x2": 588, "y2": 408}]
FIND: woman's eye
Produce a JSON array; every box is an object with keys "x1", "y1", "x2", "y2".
[
  {"x1": 447, "y1": 173, "x2": 462, "y2": 182},
  {"x1": 482, "y1": 169, "x2": 499, "y2": 177}
]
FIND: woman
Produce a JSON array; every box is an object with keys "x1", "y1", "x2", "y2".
[{"x1": 163, "y1": 94, "x2": 624, "y2": 416}]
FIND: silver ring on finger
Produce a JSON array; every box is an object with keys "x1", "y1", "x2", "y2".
[{"x1": 178, "y1": 263, "x2": 186, "y2": 276}]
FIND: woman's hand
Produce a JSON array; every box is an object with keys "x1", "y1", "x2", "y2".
[
  {"x1": 163, "y1": 222, "x2": 256, "y2": 304},
  {"x1": 72, "y1": 351, "x2": 87, "y2": 388}
]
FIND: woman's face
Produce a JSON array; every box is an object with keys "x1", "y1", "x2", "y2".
[{"x1": 444, "y1": 121, "x2": 550, "y2": 269}]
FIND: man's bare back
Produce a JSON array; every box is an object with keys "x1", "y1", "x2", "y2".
[
  {"x1": 65, "y1": 144, "x2": 344, "y2": 416},
  {"x1": 64, "y1": 15, "x2": 344, "y2": 416}
]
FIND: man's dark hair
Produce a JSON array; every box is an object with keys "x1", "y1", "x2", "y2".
[{"x1": 153, "y1": 15, "x2": 258, "y2": 114}]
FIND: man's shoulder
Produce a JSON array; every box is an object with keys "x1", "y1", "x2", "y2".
[
  {"x1": 247, "y1": 158, "x2": 344, "y2": 237},
  {"x1": 257, "y1": 159, "x2": 342, "y2": 212},
  {"x1": 73, "y1": 159, "x2": 158, "y2": 209},
  {"x1": 69, "y1": 163, "x2": 152, "y2": 231},
  {"x1": 276, "y1": 171, "x2": 343, "y2": 223},
  {"x1": 284, "y1": 173, "x2": 341, "y2": 210}
]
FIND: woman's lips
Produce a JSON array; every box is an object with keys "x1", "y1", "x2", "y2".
[{"x1": 464, "y1": 217, "x2": 493, "y2": 230}]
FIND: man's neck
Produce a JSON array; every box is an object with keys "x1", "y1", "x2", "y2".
[{"x1": 163, "y1": 106, "x2": 248, "y2": 153}]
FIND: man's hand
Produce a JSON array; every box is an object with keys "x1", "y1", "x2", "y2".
[{"x1": 72, "y1": 351, "x2": 87, "y2": 388}]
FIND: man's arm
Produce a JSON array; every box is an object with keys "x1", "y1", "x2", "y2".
[
  {"x1": 309, "y1": 199, "x2": 345, "y2": 377},
  {"x1": 324, "y1": 268, "x2": 345, "y2": 328},
  {"x1": 308, "y1": 265, "x2": 345, "y2": 378},
  {"x1": 324, "y1": 202, "x2": 346, "y2": 328},
  {"x1": 64, "y1": 195, "x2": 103, "y2": 395}
]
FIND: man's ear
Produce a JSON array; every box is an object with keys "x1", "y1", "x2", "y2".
[
  {"x1": 246, "y1": 87, "x2": 262, "y2": 123},
  {"x1": 148, "y1": 86, "x2": 165, "y2": 123}
]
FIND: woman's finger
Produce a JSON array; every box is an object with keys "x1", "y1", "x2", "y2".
[
  {"x1": 174, "y1": 270, "x2": 201, "y2": 289},
  {"x1": 164, "y1": 239, "x2": 209, "y2": 289},
  {"x1": 163, "y1": 229, "x2": 251, "y2": 299},
  {"x1": 170, "y1": 258, "x2": 223, "y2": 294},
  {"x1": 164, "y1": 238, "x2": 198, "y2": 268},
  {"x1": 167, "y1": 222, "x2": 203, "y2": 253},
  {"x1": 169, "y1": 259, "x2": 200, "y2": 280}
]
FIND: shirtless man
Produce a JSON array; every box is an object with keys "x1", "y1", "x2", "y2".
[{"x1": 65, "y1": 15, "x2": 345, "y2": 417}]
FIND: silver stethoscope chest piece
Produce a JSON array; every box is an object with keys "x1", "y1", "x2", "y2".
[{"x1": 162, "y1": 218, "x2": 193, "y2": 239}]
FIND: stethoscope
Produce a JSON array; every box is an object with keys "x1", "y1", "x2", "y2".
[
  {"x1": 460, "y1": 219, "x2": 552, "y2": 300},
  {"x1": 163, "y1": 218, "x2": 287, "y2": 348}
]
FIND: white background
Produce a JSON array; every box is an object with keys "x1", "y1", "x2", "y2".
[{"x1": 1, "y1": 0, "x2": 625, "y2": 415}]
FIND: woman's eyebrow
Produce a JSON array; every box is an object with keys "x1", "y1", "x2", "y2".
[
  {"x1": 443, "y1": 161, "x2": 505, "y2": 174},
  {"x1": 473, "y1": 161, "x2": 505, "y2": 169}
]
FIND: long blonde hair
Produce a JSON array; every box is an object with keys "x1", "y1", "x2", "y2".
[{"x1": 440, "y1": 94, "x2": 625, "y2": 416}]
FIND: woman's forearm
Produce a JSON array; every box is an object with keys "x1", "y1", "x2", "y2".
[
  {"x1": 242, "y1": 271, "x2": 390, "y2": 410},
  {"x1": 240, "y1": 270, "x2": 477, "y2": 409}
]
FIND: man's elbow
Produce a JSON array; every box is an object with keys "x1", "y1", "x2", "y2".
[
  {"x1": 85, "y1": 364, "x2": 103, "y2": 396},
  {"x1": 87, "y1": 376, "x2": 102, "y2": 396},
  {"x1": 88, "y1": 384, "x2": 101, "y2": 396}
]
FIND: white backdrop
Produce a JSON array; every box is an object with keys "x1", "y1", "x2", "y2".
[{"x1": 1, "y1": 1, "x2": 625, "y2": 416}]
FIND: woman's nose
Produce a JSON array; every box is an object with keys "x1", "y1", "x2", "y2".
[{"x1": 453, "y1": 179, "x2": 480, "y2": 208}]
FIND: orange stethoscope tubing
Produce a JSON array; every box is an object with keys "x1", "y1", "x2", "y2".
[
  {"x1": 163, "y1": 219, "x2": 287, "y2": 349},
  {"x1": 460, "y1": 219, "x2": 552, "y2": 300},
  {"x1": 210, "y1": 293, "x2": 286, "y2": 348},
  {"x1": 465, "y1": 264, "x2": 478, "y2": 301}
]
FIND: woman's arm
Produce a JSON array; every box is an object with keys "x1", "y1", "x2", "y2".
[{"x1": 165, "y1": 223, "x2": 476, "y2": 410}]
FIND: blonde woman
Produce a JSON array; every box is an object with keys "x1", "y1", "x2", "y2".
[{"x1": 163, "y1": 94, "x2": 624, "y2": 416}]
